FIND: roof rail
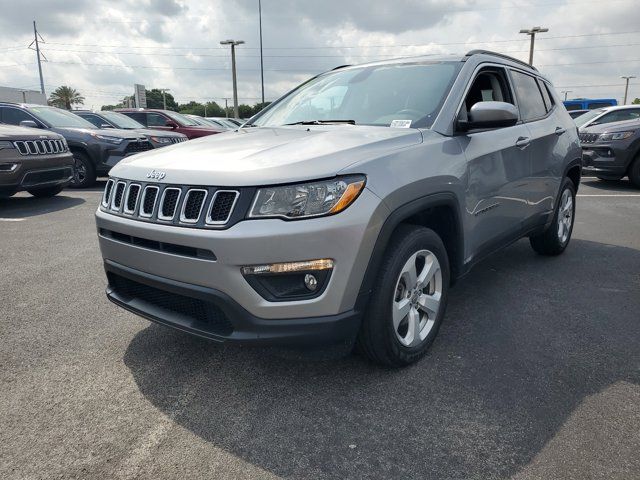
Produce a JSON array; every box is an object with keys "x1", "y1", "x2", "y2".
[
  {"x1": 465, "y1": 50, "x2": 538, "y2": 71},
  {"x1": 331, "y1": 64, "x2": 351, "y2": 71}
]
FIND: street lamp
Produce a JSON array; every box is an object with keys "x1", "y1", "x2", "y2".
[
  {"x1": 159, "y1": 88, "x2": 170, "y2": 110},
  {"x1": 561, "y1": 90, "x2": 572, "y2": 101},
  {"x1": 519, "y1": 26, "x2": 549, "y2": 66},
  {"x1": 621, "y1": 75, "x2": 636, "y2": 104},
  {"x1": 220, "y1": 39, "x2": 245, "y2": 119}
]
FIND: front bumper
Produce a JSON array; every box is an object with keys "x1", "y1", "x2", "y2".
[
  {"x1": 581, "y1": 145, "x2": 630, "y2": 177},
  {"x1": 0, "y1": 153, "x2": 74, "y2": 192},
  {"x1": 105, "y1": 260, "x2": 364, "y2": 346},
  {"x1": 96, "y1": 187, "x2": 387, "y2": 341}
]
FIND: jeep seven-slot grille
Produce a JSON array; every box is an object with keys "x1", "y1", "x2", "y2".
[
  {"x1": 579, "y1": 133, "x2": 599, "y2": 144},
  {"x1": 13, "y1": 139, "x2": 67, "y2": 156},
  {"x1": 102, "y1": 178, "x2": 239, "y2": 228},
  {"x1": 124, "y1": 140, "x2": 153, "y2": 154}
]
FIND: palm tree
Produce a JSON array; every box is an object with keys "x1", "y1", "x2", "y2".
[{"x1": 48, "y1": 86, "x2": 85, "y2": 110}]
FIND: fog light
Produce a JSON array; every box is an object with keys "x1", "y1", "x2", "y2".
[
  {"x1": 304, "y1": 274, "x2": 318, "y2": 291},
  {"x1": 241, "y1": 259, "x2": 334, "y2": 301}
]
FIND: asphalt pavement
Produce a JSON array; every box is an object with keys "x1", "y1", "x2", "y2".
[{"x1": 1, "y1": 177, "x2": 639, "y2": 480}]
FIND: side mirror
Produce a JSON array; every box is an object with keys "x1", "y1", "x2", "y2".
[
  {"x1": 165, "y1": 120, "x2": 179, "y2": 129},
  {"x1": 458, "y1": 101, "x2": 519, "y2": 131},
  {"x1": 19, "y1": 120, "x2": 39, "y2": 129},
  {"x1": 100, "y1": 123, "x2": 114, "y2": 129}
]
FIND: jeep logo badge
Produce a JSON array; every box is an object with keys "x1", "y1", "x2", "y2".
[{"x1": 146, "y1": 170, "x2": 166, "y2": 180}]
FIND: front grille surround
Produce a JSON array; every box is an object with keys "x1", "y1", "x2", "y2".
[
  {"x1": 157, "y1": 187, "x2": 182, "y2": 221},
  {"x1": 102, "y1": 179, "x2": 115, "y2": 207},
  {"x1": 123, "y1": 184, "x2": 141, "y2": 215},
  {"x1": 102, "y1": 178, "x2": 248, "y2": 229},
  {"x1": 180, "y1": 189, "x2": 208, "y2": 224},
  {"x1": 206, "y1": 190, "x2": 239, "y2": 225},
  {"x1": 13, "y1": 139, "x2": 67, "y2": 156},
  {"x1": 111, "y1": 181, "x2": 126, "y2": 211}
]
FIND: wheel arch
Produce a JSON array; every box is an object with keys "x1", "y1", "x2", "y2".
[
  {"x1": 358, "y1": 192, "x2": 465, "y2": 301},
  {"x1": 564, "y1": 158, "x2": 582, "y2": 192}
]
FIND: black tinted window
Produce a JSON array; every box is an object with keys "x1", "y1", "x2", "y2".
[
  {"x1": 146, "y1": 113, "x2": 168, "y2": 127},
  {"x1": 511, "y1": 70, "x2": 547, "y2": 121},
  {"x1": 80, "y1": 114, "x2": 104, "y2": 127},
  {"x1": 602, "y1": 109, "x2": 640, "y2": 124},
  {"x1": 1, "y1": 107, "x2": 35, "y2": 125},
  {"x1": 123, "y1": 112, "x2": 146, "y2": 125},
  {"x1": 537, "y1": 79, "x2": 554, "y2": 112}
]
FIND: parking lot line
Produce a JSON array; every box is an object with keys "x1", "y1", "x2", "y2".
[
  {"x1": 0, "y1": 218, "x2": 25, "y2": 222},
  {"x1": 577, "y1": 194, "x2": 640, "y2": 197}
]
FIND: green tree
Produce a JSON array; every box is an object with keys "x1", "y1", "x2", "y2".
[
  {"x1": 252, "y1": 102, "x2": 271, "y2": 115},
  {"x1": 633, "y1": 98, "x2": 640, "y2": 105},
  {"x1": 48, "y1": 86, "x2": 85, "y2": 110},
  {"x1": 145, "y1": 89, "x2": 177, "y2": 110}
]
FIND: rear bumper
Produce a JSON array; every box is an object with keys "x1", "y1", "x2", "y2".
[{"x1": 105, "y1": 260, "x2": 363, "y2": 346}]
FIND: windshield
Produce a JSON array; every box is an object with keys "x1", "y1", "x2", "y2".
[
  {"x1": 574, "y1": 109, "x2": 605, "y2": 127},
  {"x1": 253, "y1": 62, "x2": 460, "y2": 128},
  {"x1": 28, "y1": 106, "x2": 96, "y2": 128},
  {"x1": 164, "y1": 110, "x2": 200, "y2": 126},
  {"x1": 101, "y1": 111, "x2": 144, "y2": 129}
]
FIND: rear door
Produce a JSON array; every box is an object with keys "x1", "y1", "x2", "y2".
[
  {"x1": 509, "y1": 70, "x2": 569, "y2": 224},
  {"x1": 455, "y1": 66, "x2": 533, "y2": 257}
]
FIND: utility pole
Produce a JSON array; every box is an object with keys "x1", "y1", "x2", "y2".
[
  {"x1": 223, "y1": 98, "x2": 229, "y2": 116},
  {"x1": 519, "y1": 26, "x2": 549, "y2": 66},
  {"x1": 621, "y1": 75, "x2": 636, "y2": 104},
  {"x1": 561, "y1": 90, "x2": 572, "y2": 101},
  {"x1": 258, "y1": 0, "x2": 265, "y2": 105},
  {"x1": 220, "y1": 39, "x2": 245, "y2": 119},
  {"x1": 30, "y1": 21, "x2": 46, "y2": 96},
  {"x1": 159, "y1": 88, "x2": 170, "y2": 109}
]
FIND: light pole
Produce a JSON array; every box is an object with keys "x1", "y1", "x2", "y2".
[
  {"x1": 258, "y1": 0, "x2": 265, "y2": 105},
  {"x1": 220, "y1": 39, "x2": 245, "y2": 119},
  {"x1": 159, "y1": 88, "x2": 170, "y2": 110},
  {"x1": 519, "y1": 26, "x2": 549, "y2": 66},
  {"x1": 561, "y1": 90, "x2": 572, "y2": 101},
  {"x1": 621, "y1": 75, "x2": 636, "y2": 104}
]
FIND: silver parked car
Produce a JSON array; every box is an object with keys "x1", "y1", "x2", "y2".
[{"x1": 96, "y1": 50, "x2": 581, "y2": 366}]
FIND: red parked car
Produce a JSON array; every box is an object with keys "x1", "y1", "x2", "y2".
[{"x1": 115, "y1": 109, "x2": 224, "y2": 139}]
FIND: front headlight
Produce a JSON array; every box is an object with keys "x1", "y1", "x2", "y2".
[
  {"x1": 597, "y1": 131, "x2": 634, "y2": 142},
  {"x1": 89, "y1": 133, "x2": 123, "y2": 145},
  {"x1": 249, "y1": 175, "x2": 366, "y2": 219},
  {"x1": 0, "y1": 140, "x2": 14, "y2": 150},
  {"x1": 149, "y1": 136, "x2": 172, "y2": 144}
]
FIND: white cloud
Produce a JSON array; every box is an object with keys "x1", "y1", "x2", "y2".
[{"x1": 0, "y1": 0, "x2": 637, "y2": 108}]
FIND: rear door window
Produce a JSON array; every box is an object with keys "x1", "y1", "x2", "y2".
[
  {"x1": 146, "y1": 113, "x2": 169, "y2": 127},
  {"x1": 510, "y1": 70, "x2": 547, "y2": 121},
  {"x1": 537, "y1": 79, "x2": 554, "y2": 112}
]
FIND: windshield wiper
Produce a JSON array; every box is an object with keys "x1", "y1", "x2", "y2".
[{"x1": 283, "y1": 119, "x2": 356, "y2": 126}]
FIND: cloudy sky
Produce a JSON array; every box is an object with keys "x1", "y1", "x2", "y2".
[{"x1": 0, "y1": 0, "x2": 638, "y2": 109}]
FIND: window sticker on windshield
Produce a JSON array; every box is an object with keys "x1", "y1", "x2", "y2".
[{"x1": 390, "y1": 120, "x2": 412, "y2": 128}]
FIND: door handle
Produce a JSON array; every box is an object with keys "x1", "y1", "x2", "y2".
[
  {"x1": 515, "y1": 136, "x2": 531, "y2": 150},
  {"x1": 555, "y1": 127, "x2": 566, "y2": 135}
]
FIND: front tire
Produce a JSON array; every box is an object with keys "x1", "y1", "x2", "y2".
[
  {"x1": 628, "y1": 156, "x2": 640, "y2": 189},
  {"x1": 27, "y1": 185, "x2": 64, "y2": 198},
  {"x1": 529, "y1": 178, "x2": 576, "y2": 256},
  {"x1": 357, "y1": 225, "x2": 450, "y2": 367},
  {"x1": 69, "y1": 151, "x2": 96, "y2": 188}
]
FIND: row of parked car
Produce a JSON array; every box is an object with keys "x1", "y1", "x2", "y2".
[
  {"x1": 572, "y1": 105, "x2": 640, "y2": 187},
  {"x1": 1, "y1": 98, "x2": 640, "y2": 201},
  {"x1": 0, "y1": 103, "x2": 243, "y2": 197}
]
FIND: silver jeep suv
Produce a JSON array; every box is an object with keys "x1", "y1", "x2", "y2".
[{"x1": 96, "y1": 50, "x2": 581, "y2": 366}]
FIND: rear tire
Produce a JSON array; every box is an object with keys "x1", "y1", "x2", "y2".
[
  {"x1": 529, "y1": 178, "x2": 576, "y2": 256},
  {"x1": 356, "y1": 224, "x2": 450, "y2": 367},
  {"x1": 628, "y1": 156, "x2": 640, "y2": 189},
  {"x1": 69, "y1": 151, "x2": 96, "y2": 188},
  {"x1": 27, "y1": 185, "x2": 64, "y2": 198}
]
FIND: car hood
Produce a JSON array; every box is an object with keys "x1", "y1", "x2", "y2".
[
  {"x1": 581, "y1": 118, "x2": 640, "y2": 134},
  {"x1": 51, "y1": 127, "x2": 145, "y2": 140},
  {"x1": 0, "y1": 123, "x2": 62, "y2": 141},
  {"x1": 110, "y1": 125, "x2": 423, "y2": 186}
]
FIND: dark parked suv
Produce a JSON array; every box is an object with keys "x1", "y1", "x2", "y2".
[
  {"x1": 580, "y1": 118, "x2": 640, "y2": 187},
  {"x1": 98, "y1": 50, "x2": 581, "y2": 366},
  {"x1": 0, "y1": 123, "x2": 74, "y2": 198},
  {"x1": 74, "y1": 110, "x2": 188, "y2": 148},
  {"x1": 116, "y1": 109, "x2": 223, "y2": 139},
  {"x1": 0, "y1": 103, "x2": 154, "y2": 188}
]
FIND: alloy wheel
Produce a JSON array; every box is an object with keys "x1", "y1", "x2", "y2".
[
  {"x1": 392, "y1": 249, "x2": 442, "y2": 347},
  {"x1": 557, "y1": 188, "x2": 573, "y2": 244}
]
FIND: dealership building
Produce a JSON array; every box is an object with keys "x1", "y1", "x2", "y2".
[{"x1": 0, "y1": 86, "x2": 47, "y2": 105}]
